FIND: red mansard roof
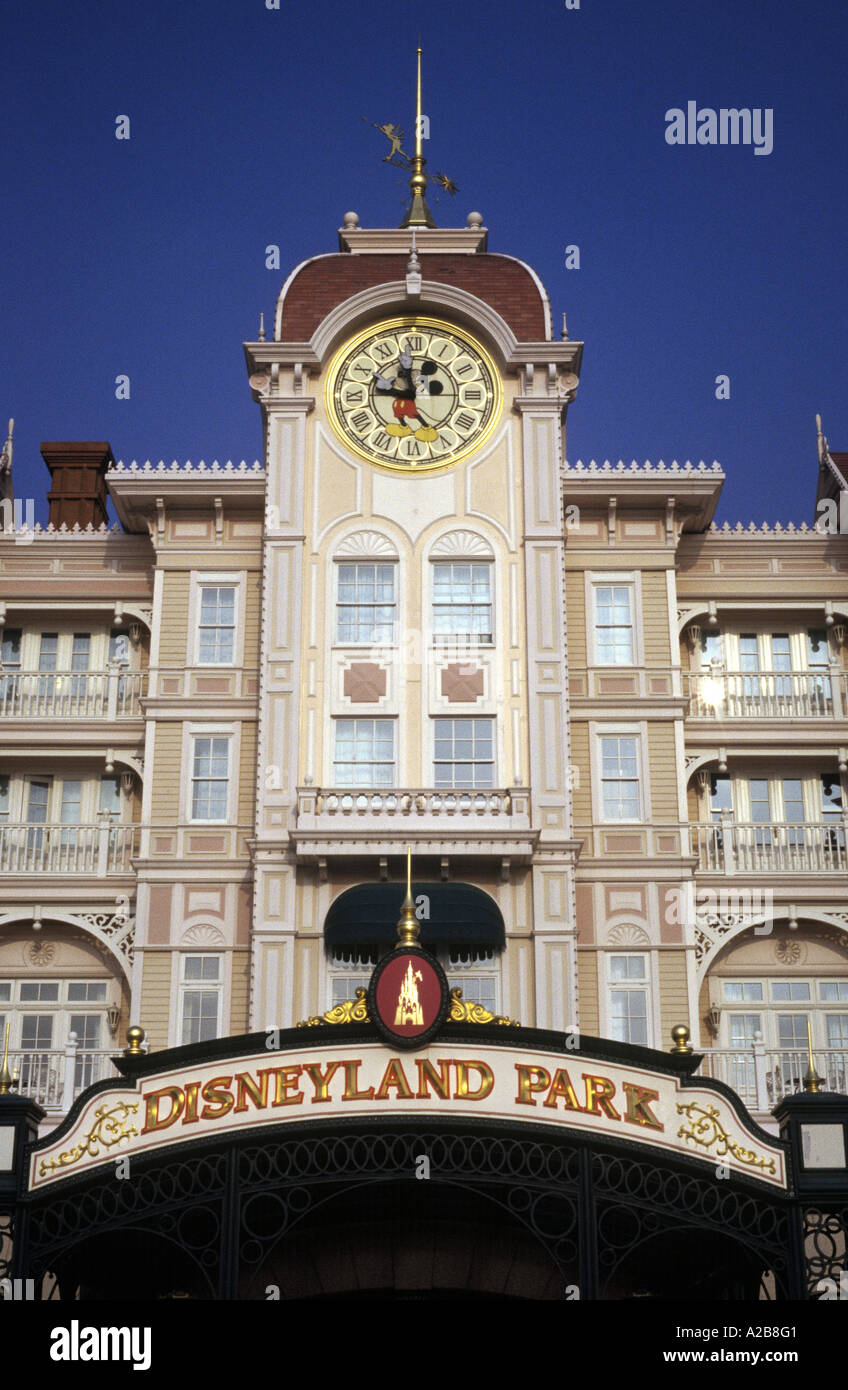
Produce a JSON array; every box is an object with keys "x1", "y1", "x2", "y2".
[{"x1": 279, "y1": 253, "x2": 549, "y2": 342}]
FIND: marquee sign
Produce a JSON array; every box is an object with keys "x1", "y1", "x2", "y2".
[{"x1": 28, "y1": 1038, "x2": 787, "y2": 1192}]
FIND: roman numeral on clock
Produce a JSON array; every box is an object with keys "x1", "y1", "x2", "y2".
[
  {"x1": 453, "y1": 411, "x2": 476, "y2": 432},
  {"x1": 350, "y1": 410, "x2": 371, "y2": 432}
]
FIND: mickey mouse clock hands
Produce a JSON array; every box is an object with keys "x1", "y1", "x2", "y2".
[{"x1": 325, "y1": 317, "x2": 501, "y2": 471}]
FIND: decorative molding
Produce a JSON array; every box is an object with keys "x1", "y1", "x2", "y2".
[
  {"x1": 566, "y1": 459, "x2": 723, "y2": 475},
  {"x1": 109, "y1": 460, "x2": 264, "y2": 474},
  {"x1": 774, "y1": 938, "x2": 805, "y2": 965},
  {"x1": 335, "y1": 530, "x2": 398, "y2": 559},
  {"x1": 677, "y1": 1101, "x2": 776, "y2": 1176},
  {"x1": 430, "y1": 529, "x2": 494, "y2": 559},
  {"x1": 298, "y1": 988, "x2": 370, "y2": 1027},
  {"x1": 448, "y1": 988, "x2": 520, "y2": 1027},
  {"x1": 24, "y1": 941, "x2": 57, "y2": 967},
  {"x1": 606, "y1": 923, "x2": 650, "y2": 947},
  {"x1": 181, "y1": 924, "x2": 226, "y2": 948},
  {"x1": 37, "y1": 1101, "x2": 139, "y2": 1179}
]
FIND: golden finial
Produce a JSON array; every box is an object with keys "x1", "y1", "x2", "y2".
[
  {"x1": 670, "y1": 1025, "x2": 693, "y2": 1054},
  {"x1": 124, "y1": 1025, "x2": 146, "y2": 1057},
  {"x1": 802, "y1": 1017, "x2": 823, "y2": 1092},
  {"x1": 0, "y1": 1021, "x2": 14, "y2": 1095},
  {"x1": 401, "y1": 46, "x2": 435, "y2": 229},
  {"x1": 396, "y1": 843, "x2": 420, "y2": 946}
]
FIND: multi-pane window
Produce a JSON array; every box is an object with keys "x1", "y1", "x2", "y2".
[
  {"x1": 190, "y1": 737, "x2": 230, "y2": 821},
  {"x1": 99, "y1": 775, "x2": 122, "y2": 816},
  {"x1": 179, "y1": 956, "x2": 222, "y2": 1045},
  {"x1": 328, "y1": 948, "x2": 379, "y2": 1009},
  {"x1": 433, "y1": 718, "x2": 494, "y2": 788},
  {"x1": 0, "y1": 628, "x2": 21, "y2": 668},
  {"x1": 334, "y1": 718, "x2": 395, "y2": 787},
  {"x1": 600, "y1": 736, "x2": 640, "y2": 820},
  {"x1": 336, "y1": 564, "x2": 396, "y2": 645},
  {"x1": 432, "y1": 563, "x2": 492, "y2": 644},
  {"x1": 109, "y1": 629, "x2": 131, "y2": 666},
  {"x1": 447, "y1": 948, "x2": 499, "y2": 1014},
  {"x1": 0, "y1": 775, "x2": 9, "y2": 824},
  {"x1": 38, "y1": 634, "x2": 58, "y2": 671},
  {"x1": 0, "y1": 978, "x2": 113, "y2": 1096},
  {"x1": 198, "y1": 586, "x2": 236, "y2": 664},
  {"x1": 607, "y1": 955, "x2": 649, "y2": 1045},
  {"x1": 595, "y1": 586, "x2": 634, "y2": 664},
  {"x1": 722, "y1": 982, "x2": 763, "y2": 1003}
]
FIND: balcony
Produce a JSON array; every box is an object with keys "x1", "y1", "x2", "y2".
[
  {"x1": 293, "y1": 786, "x2": 537, "y2": 861},
  {"x1": 686, "y1": 669, "x2": 846, "y2": 720},
  {"x1": 0, "y1": 823, "x2": 139, "y2": 875},
  {"x1": 0, "y1": 669, "x2": 144, "y2": 719},
  {"x1": 8, "y1": 1041, "x2": 119, "y2": 1114},
  {"x1": 698, "y1": 1045, "x2": 848, "y2": 1114},
  {"x1": 690, "y1": 820, "x2": 848, "y2": 874}
]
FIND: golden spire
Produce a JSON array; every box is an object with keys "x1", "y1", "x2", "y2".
[
  {"x1": 0, "y1": 1021, "x2": 13, "y2": 1095},
  {"x1": 803, "y1": 1017, "x2": 823, "y2": 1093},
  {"x1": 396, "y1": 843, "x2": 420, "y2": 946},
  {"x1": 400, "y1": 46, "x2": 436, "y2": 230}
]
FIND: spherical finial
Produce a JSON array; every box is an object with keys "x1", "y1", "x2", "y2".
[
  {"x1": 466, "y1": 211, "x2": 483, "y2": 229},
  {"x1": 670, "y1": 1025, "x2": 693, "y2": 1054},
  {"x1": 342, "y1": 211, "x2": 360, "y2": 230},
  {"x1": 125, "y1": 1025, "x2": 146, "y2": 1056}
]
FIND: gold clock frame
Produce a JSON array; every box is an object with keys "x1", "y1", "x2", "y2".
[{"x1": 323, "y1": 315, "x2": 503, "y2": 473}]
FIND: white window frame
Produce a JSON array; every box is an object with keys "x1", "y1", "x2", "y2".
[
  {"x1": 590, "y1": 724, "x2": 649, "y2": 824},
  {"x1": 430, "y1": 560, "x2": 495, "y2": 647},
  {"x1": 332, "y1": 717, "x2": 396, "y2": 788},
  {"x1": 183, "y1": 725, "x2": 238, "y2": 824},
  {"x1": 176, "y1": 954, "x2": 225, "y2": 1046},
  {"x1": 188, "y1": 572, "x2": 246, "y2": 668},
  {"x1": 600, "y1": 952, "x2": 655, "y2": 1048},
  {"x1": 432, "y1": 716, "x2": 496, "y2": 788},
  {"x1": 334, "y1": 560, "x2": 398, "y2": 648},
  {"x1": 586, "y1": 573, "x2": 642, "y2": 667}
]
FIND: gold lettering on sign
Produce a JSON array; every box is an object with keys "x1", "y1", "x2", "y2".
[
  {"x1": 142, "y1": 1086, "x2": 185, "y2": 1134},
  {"x1": 515, "y1": 1064, "x2": 551, "y2": 1105},
  {"x1": 542, "y1": 1068, "x2": 582, "y2": 1111},
  {"x1": 622, "y1": 1082, "x2": 664, "y2": 1130},
  {"x1": 303, "y1": 1060, "x2": 343, "y2": 1103},
  {"x1": 453, "y1": 1060, "x2": 494, "y2": 1100},
  {"x1": 395, "y1": 961, "x2": 424, "y2": 1026},
  {"x1": 342, "y1": 1060, "x2": 375, "y2": 1101},
  {"x1": 416, "y1": 1058, "x2": 452, "y2": 1099},
  {"x1": 375, "y1": 1056, "x2": 414, "y2": 1100},
  {"x1": 199, "y1": 1076, "x2": 235, "y2": 1120},
  {"x1": 582, "y1": 1074, "x2": 621, "y2": 1121}
]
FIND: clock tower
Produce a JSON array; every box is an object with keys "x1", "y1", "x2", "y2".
[{"x1": 243, "y1": 67, "x2": 583, "y2": 1034}]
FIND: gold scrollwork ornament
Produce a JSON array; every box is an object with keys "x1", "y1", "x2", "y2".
[
  {"x1": 676, "y1": 1101, "x2": 776, "y2": 1175},
  {"x1": 38, "y1": 1100, "x2": 139, "y2": 1178}
]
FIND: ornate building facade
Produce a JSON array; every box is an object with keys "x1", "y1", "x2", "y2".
[{"x1": 1, "y1": 201, "x2": 847, "y2": 1150}]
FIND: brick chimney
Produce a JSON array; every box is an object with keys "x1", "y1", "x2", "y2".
[{"x1": 41, "y1": 442, "x2": 114, "y2": 529}]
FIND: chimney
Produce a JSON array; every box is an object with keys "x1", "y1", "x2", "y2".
[{"x1": 41, "y1": 442, "x2": 114, "y2": 529}]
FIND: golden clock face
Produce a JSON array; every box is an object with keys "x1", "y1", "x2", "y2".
[{"x1": 325, "y1": 316, "x2": 502, "y2": 471}]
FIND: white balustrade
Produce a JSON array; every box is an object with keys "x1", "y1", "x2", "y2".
[
  {"x1": 698, "y1": 1045, "x2": 848, "y2": 1111},
  {"x1": 9, "y1": 1044, "x2": 119, "y2": 1110},
  {"x1": 687, "y1": 669, "x2": 844, "y2": 719},
  {"x1": 0, "y1": 823, "x2": 138, "y2": 875},
  {"x1": 690, "y1": 820, "x2": 848, "y2": 874},
  {"x1": 0, "y1": 669, "x2": 143, "y2": 719}
]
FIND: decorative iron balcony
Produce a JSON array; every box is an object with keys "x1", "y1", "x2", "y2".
[
  {"x1": 686, "y1": 669, "x2": 845, "y2": 719},
  {"x1": 0, "y1": 669, "x2": 144, "y2": 719},
  {"x1": 690, "y1": 819, "x2": 848, "y2": 874},
  {"x1": 698, "y1": 1045, "x2": 848, "y2": 1112},
  {"x1": 0, "y1": 823, "x2": 139, "y2": 875}
]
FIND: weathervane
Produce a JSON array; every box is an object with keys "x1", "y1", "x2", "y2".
[{"x1": 364, "y1": 46, "x2": 459, "y2": 228}]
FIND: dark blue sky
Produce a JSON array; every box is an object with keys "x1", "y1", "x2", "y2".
[{"x1": 2, "y1": 0, "x2": 845, "y2": 526}]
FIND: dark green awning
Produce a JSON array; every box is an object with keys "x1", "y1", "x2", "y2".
[{"x1": 324, "y1": 882, "x2": 505, "y2": 949}]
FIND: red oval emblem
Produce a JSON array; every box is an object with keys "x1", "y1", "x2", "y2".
[{"x1": 369, "y1": 948, "x2": 450, "y2": 1049}]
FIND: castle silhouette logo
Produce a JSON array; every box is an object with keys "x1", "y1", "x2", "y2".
[{"x1": 369, "y1": 946, "x2": 450, "y2": 1049}]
